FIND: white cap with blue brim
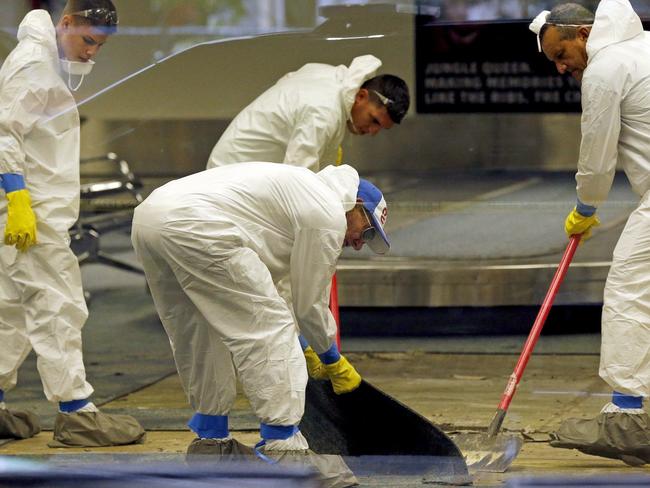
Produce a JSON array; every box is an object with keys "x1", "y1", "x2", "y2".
[{"x1": 357, "y1": 179, "x2": 390, "y2": 255}]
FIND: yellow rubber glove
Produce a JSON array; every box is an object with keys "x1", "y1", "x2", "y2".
[
  {"x1": 323, "y1": 355, "x2": 361, "y2": 395},
  {"x1": 5, "y1": 189, "x2": 37, "y2": 252},
  {"x1": 564, "y1": 207, "x2": 600, "y2": 240},
  {"x1": 304, "y1": 346, "x2": 329, "y2": 380}
]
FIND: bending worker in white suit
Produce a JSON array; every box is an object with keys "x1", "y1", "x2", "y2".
[
  {"x1": 132, "y1": 163, "x2": 390, "y2": 487},
  {"x1": 530, "y1": 0, "x2": 650, "y2": 465},
  {"x1": 0, "y1": 0, "x2": 144, "y2": 446},
  {"x1": 207, "y1": 54, "x2": 410, "y2": 172}
]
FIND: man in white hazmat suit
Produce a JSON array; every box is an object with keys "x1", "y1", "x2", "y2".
[
  {"x1": 0, "y1": 0, "x2": 144, "y2": 447},
  {"x1": 132, "y1": 163, "x2": 390, "y2": 487},
  {"x1": 207, "y1": 55, "x2": 410, "y2": 172},
  {"x1": 530, "y1": 0, "x2": 650, "y2": 465}
]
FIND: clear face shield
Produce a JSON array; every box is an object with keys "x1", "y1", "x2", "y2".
[{"x1": 360, "y1": 207, "x2": 377, "y2": 243}]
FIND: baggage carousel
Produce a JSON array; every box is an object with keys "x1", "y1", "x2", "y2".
[{"x1": 337, "y1": 170, "x2": 637, "y2": 308}]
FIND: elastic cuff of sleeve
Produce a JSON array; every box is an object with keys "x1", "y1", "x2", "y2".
[
  {"x1": 612, "y1": 391, "x2": 643, "y2": 409},
  {"x1": 188, "y1": 413, "x2": 229, "y2": 439},
  {"x1": 576, "y1": 199, "x2": 597, "y2": 217},
  {"x1": 0, "y1": 174, "x2": 26, "y2": 194},
  {"x1": 260, "y1": 423, "x2": 298, "y2": 441},
  {"x1": 59, "y1": 398, "x2": 90, "y2": 413},
  {"x1": 318, "y1": 343, "x2": 341, "y2": 365},
  {"x1": 298, "y1": 335, "x2": 309, "y2": 351}
]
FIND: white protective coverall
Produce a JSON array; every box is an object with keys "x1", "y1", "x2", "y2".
[
  {"x1": 575, "y1": 0, "x2": 650, "y2": 396},
  {"x1": 206, "y1": 55, "x2": 382, "y2": 172},
  {"x1": 131, "y1": 163, "x2": 358, "y2": 425},
  {"x1": 0, "y1": 11, "x2": 92, "y2": 402}
]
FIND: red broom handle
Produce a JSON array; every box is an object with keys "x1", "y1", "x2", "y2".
[{"x1": 497, "y1": 234, "x2": 581, "y2": 412}]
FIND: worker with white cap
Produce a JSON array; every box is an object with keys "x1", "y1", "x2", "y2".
[
  {"x1": 530, "y1": 0, "x2": 650, "y2": 465},
  {"x1": 132, "y1": 162, "x2": 390, "y2": 486}
]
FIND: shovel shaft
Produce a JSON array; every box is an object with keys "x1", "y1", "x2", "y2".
[
  {"x1": 494, "y1": 235, "x2": 582, "y2": 416},
  {"x1": 487, "y1": 408, "x2": 507, "y2": 437}
]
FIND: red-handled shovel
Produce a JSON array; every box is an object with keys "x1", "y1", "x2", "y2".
[{"x1": 454, "y1": 234, "x2": 582, "y2": 472}]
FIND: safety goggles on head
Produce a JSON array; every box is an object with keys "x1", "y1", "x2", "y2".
[
  {"x1": 361, "y1": 207, "x2": 377, "y2": 243},
  {"x1": 371, "y1": 90, "x2": 394, "y2": 107},
  {"x1": 529, "y1": 10, "x2": 590, "y2": 52},
  {"x1": 71, "y1": 8, "x2": 119, "y2": 26}
]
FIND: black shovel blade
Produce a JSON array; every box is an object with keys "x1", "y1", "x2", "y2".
[{"x1": 300, "y1": 379, "x2": 470, "y2": 483}]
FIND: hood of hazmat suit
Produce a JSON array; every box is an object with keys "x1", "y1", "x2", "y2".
[
  {"x1": 0, "y1": 9, "x2": 80, "y2": 242},
  {"x1": 576, "y1": 0, "x2": 650, "y2": 207},
  {"x1": 207, "y1": 55, "x2": 382, "y2": 172}
]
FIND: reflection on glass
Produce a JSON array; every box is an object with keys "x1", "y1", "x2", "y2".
[{"x1": 150, "y1": 0, "x2": 317, "y2": 59}]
